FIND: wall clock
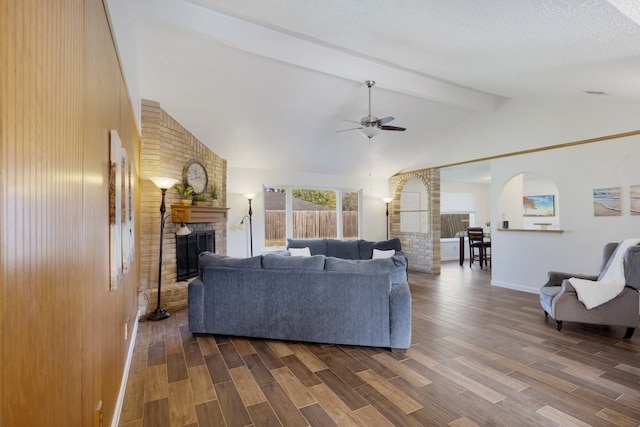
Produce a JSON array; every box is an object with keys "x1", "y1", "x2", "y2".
[{"x1": 183, "y1": 160, "x2": 208, "y2": 194}]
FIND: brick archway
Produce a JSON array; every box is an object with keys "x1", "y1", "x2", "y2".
[{"x1": 388, "y1": 169, "x2": 440, "y2": 274}]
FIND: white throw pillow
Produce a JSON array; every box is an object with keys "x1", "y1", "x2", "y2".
[
  {"x1": 372, "y1": 249, "x2": 395, "y2": 259},
  {"x1": 289, "y1": 247, "x2": 311, "y2": 257}
]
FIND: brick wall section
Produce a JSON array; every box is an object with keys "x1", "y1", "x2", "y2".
[
  {"x1": 140, "y1": 99, "x2": 228, "y2": 313},
  {"x1": 389, "y1": 169, "x2": 440, "y2": 274}
]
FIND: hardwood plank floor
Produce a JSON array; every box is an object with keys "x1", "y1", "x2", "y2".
[{"x1": 119, "y1": 262, "x2": 640, "y2": 426}]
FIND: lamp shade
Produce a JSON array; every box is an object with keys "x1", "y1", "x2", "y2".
[
  {"x1": 176, "y1": 224, "x2": 192, "y2": 236},
  {"x1": 244, "y1": 193, "x2": 256, "y2": 200},
  {"x1": 382, "y1": 197, "x2": 393, "y2": 204},
  {"x1": 149, "y1": 176, "x2": 180, "y2": 190},
  {"x1": 360, "y1": 125, "x2": 380, "y2": 139}
]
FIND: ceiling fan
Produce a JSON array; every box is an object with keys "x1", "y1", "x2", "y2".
[{"x1": 338, "y1": 80, "x2": 406, "y2": 139}]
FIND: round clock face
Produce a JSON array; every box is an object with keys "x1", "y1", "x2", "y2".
[{"x1": 184, "y1": 161, "x2": 208, "y2": 194}]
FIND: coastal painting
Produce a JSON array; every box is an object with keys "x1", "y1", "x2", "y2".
[
  {"x1": 631, "y1": 185, "x2": 640, "y2": 215},
  {"x1": 523, "y1": 194, "x2": 555, "y2": 217},
  {"x1": 593, "y1": 187, "x2": 621, "y2": 216}
]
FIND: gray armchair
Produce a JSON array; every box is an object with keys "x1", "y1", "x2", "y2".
[{"x1": 539, "y1": 242, "x2": 640, "y2": 339}]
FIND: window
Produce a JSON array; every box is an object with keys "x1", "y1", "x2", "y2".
[
  {"x1": 342, "y1": 191, "x2": 359, "y2": 240},
  {"x1": 264, "y1": 187, "x2": 286, "y2": 247},
  {"x1": 264, "y1": 187, "x2": 360, "y2": 247},
  {"x1": 292, "y1": 188, "x2": 337, "y2": 239},
  {"x1": 440, "y1": 213, "x2": 471, "y2": 238}
]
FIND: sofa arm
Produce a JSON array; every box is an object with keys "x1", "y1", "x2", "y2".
[
  {"x1": 389, "y1": 283, "x2": 412, "y2": 349},
  {"x1": 543, "y1": 271, "x2": 597, "y2": 287},
  {"x1": 188, "y1": 278, "x2": 205, "y2": 332}
]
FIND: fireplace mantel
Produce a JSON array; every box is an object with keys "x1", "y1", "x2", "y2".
[{"x1": 171, "y1": 204, "x2": 229, "y2": 224}]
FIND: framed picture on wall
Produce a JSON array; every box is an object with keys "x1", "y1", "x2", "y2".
[
  {"x1": 631, "y1": 185, "x2": 640, "y2": 215},
  {"x1": 523, "y1": 194, "x2": 555, "y2": 217},
  {"x1": 593, "y1": 187, "x2": 621, "y2": 216},
  {"x1": 109, "y1": 130, "x2": 123, "y2": 290}
]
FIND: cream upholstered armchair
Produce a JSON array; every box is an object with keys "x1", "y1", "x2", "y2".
[{"x1": 539, "y1": 242, "x2": 640, "y2": 339}]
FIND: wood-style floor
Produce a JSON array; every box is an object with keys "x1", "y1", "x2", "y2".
[{"x1": 119, "y1": 262, "x2": 640, "y2": 427}]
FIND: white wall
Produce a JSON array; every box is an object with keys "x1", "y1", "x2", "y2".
[
  {"x1": 441, "y1": 181, "x2": 491, "y2": 227},
  {"x1": 226, "y1": 167, "x2": 390, "y2": 257},
  {"x1": 490, "y1": 133, "x2": 640, "y2": 293},
  {"x1": 104, "y1": 0, "x2": 142, "y2": 128},
  {"x1": 500, "y1": 174, "x2": 523, "y2": 229},
  {"x1": 418, "y1": 97, "x2": 640, "y2": 170},
  {"x1": 425, "y1": 96, "x2": 640, "y2": 293}
]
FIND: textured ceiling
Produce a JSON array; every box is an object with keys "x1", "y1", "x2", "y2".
[
  {"x1": 126, "y1": 0, "x2": 640, "y2": 179},
  {"x1": 190, "y1": 0, "x2": 640, "y2": 99}
]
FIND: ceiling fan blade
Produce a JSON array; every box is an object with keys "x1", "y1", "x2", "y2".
[
  {"x1": 336, "y1": 127, "x2": 363, "y2": 133},
  {"x1": 380, "y1": 125, "x2": 406, "y2": 131},
  {"x1": 342, "y1": 119, "x2": 361, "y2": 124},
  {"x1": 378, "y1": 116, "x2": 395, "y2": 125}
]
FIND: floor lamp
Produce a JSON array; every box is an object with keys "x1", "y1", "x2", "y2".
[
  {"x1": 382, "y1": 197, "x2": 393, "y2": 240},
  {"x1": 243, "y1": 193, "x2": 255, "y2": 256},
  {"x1": 148, "y1": 177, "x2": 191, "y2": 321}
]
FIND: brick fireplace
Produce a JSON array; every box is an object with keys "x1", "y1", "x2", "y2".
[{"x1": 140, "y1": 99, "x2": 228, "y2": 315}]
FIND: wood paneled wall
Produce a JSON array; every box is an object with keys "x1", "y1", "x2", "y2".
[{"x1": 1, "y1": 0, "x2": 140, "y2": 425}]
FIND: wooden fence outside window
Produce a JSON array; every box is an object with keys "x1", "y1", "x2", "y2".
[{"x1": 265, "y1": 210, "x2": 358, "y2": 246}]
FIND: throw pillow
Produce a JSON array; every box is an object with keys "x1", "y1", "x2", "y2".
[
  {"x1": 372, "y1": 249, "x2": 395, "y2": 259},
  {"x1": 289, "y1": 247, "x2": 311, "y2": 257},
  {"x1": 358, "y1": 237, "x2": 402, "y2": 259}
]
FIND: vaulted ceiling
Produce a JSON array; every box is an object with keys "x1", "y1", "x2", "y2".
[{"x1": 120, "y1": 0, "x2": 640, "y2": 178}]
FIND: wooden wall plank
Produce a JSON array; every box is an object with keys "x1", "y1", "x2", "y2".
[
  {"x1": 1, "y1": 0, "x2": 140, "y2": 425},
  {"x1": 1, "y1": 0, "x2": 85, "y2": 424}
]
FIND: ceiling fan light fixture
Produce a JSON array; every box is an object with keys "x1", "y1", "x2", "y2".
[{"x1": 360, "y1": 124, "x2": 380, "y2": 139}]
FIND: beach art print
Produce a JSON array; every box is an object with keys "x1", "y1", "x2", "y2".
[
  {"x1": 631, "y1": 185, "x2": 640, "y2": 215},
  {"x1": 523, "y1": 194, "x2": 555, "y2": 217},
  {"x1": 593, "y1": 187, "x2": 621, "y2": 216}
]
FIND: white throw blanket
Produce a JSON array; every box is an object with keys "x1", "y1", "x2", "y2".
[{"x1": 568, "y1": 238, "x2": 640, "y2": 309}]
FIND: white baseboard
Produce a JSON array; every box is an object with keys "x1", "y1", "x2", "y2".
[
  {"x1": 491, "y1": 280, "x2": 540, "y2": 294},
  {"x1": 111, "y1": 309, "x2": 141, "y2": 427}
]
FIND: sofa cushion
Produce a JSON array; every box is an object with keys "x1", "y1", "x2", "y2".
[
  {"x1": 289, "y1": 247, "x2": 311, "y2": 257},
  {"x1": 287, "y1": 238, "x2": 328, "y2": 256},
  {"x1": 325, "y1": 256, "x2": 408, "y2": 285},
  {"x1": 327, "y1": 239, "x2": 360, "y2": 259},
  {"x1": 198, "y1": 252, "x2": 263, "y2": 276},
  {"x1": 373, "y1": 249, "x2": 396, "y2": 259},
  {"x1": 358, "y1": 238, "x2": 402, "y2": 259},
  {"x1": 263, "y1": 253, "x2": 326, "y2": 270}
]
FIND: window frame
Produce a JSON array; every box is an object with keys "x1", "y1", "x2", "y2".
[{"x1": 264, "y1": 186, "x2": 362, "y2": 248}]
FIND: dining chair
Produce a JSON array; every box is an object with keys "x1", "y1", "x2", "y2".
[{"x1": 467, "y1": 227, "x2": 491, "y2": 269}]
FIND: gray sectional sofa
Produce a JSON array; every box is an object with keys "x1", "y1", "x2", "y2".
[{"x1": 188, "y1": 238, "x2": 411, "y2": 349}]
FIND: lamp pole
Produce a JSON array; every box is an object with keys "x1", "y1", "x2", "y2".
[
  {"x1": 244, "y1": 193, "x2": 256, "y2": 257},
  {"x1": 382, "y1": 197, "x2": 393, "y2": 240},
  {"x1": 150, "y1": 189, "x2": 171, "y2": 320},
  {"x1": 146, "y1": 177, "x2": 190, "y2": 321},
  {"x1": 147, "y1": 177, "x2": 181, "y2": 321}
]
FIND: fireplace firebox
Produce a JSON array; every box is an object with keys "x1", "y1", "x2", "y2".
[{"x1": 176, "y1": 230, "x2": 215, "y2": 281}]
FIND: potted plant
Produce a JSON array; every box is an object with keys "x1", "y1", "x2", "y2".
[
  {"x1": 193, "y1": 194, "x2": 208, "y2": 206},
  {"x1": 174, "y1": 183, "x2": 194, "y2": 205},
  {"x1": 209, "y1": 183, "x2": 219, "y2": 207}
]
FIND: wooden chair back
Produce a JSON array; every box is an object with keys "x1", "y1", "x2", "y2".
[{"x1": 467, "y1": 227, "x2": 485, "y2": 244}]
